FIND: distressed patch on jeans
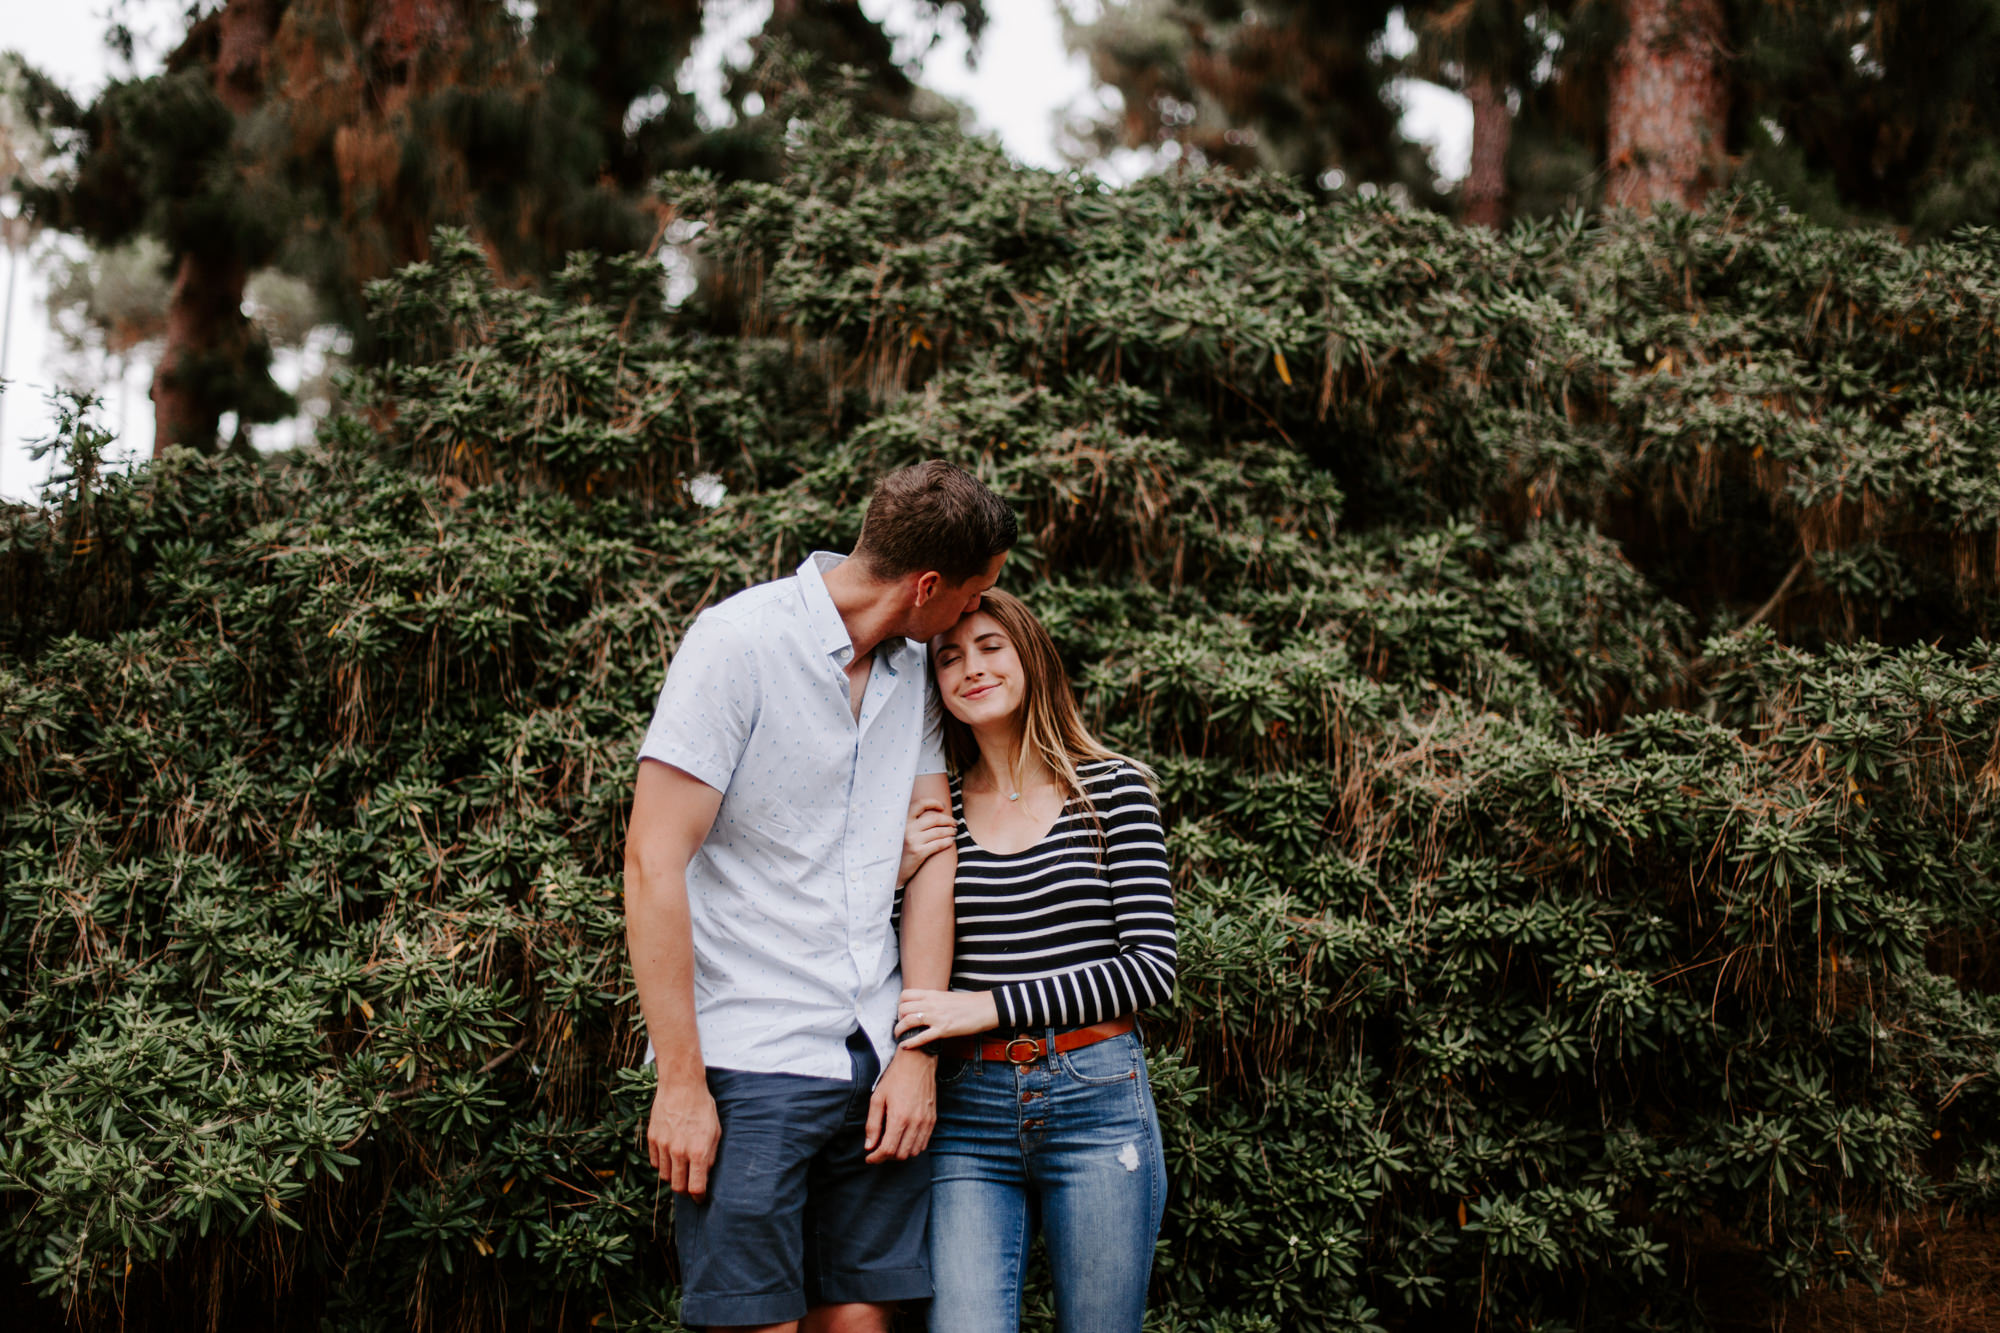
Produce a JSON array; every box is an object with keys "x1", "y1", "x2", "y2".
[{"x1": 1118, "y1": 1142, "x2": 1141, "y2": 1171}]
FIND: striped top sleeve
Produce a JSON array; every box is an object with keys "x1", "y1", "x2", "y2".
[{"x1": 948, "y1": 759, "x2": 1177, "y2": 1030}]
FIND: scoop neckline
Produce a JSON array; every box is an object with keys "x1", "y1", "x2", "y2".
[{"x1": 953, "y1": 778, "x2": 1074, "y2": 858}]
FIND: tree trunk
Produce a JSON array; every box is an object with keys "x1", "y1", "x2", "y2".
[
  {"x1": 153, "y1": 251, "x2": 250, "y2": 456},
  {"x1": 214, "y1": 0, "x2": 280, "y2": 114},
  {"x1": 152, "y1": 0, "x2": 280, "y2": 457},
  {"x1": 364, "y1": 0, "x2": 468, "y2": 83},
  {"x1": 1606, "y1": 0, "x2": 1729, "y2": 211},
  {"x1": 1463, "y1": 70, "x2": 1513, "y2": 228}
]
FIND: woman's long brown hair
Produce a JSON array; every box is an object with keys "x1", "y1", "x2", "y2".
[{"x1": 932, "y1": 589, "x2": 1154, "y2": 826}]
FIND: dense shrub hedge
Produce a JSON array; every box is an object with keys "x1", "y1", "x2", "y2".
[{"x1": 4, "y1": 106, "x2": 1999, "y2": 1331}]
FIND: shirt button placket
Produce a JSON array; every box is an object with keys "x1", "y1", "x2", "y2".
[{"x1": 841, "y1": 726, "x2": 869, "y2": 1014}]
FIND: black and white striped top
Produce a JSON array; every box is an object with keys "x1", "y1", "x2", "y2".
[{"x1": 948, "y1": 759, "x2": 1177, "y2": 1030}]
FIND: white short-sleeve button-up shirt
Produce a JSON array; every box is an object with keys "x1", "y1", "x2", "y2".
[{"x1": 637, "y1": 551, "x2": 946, "y2": 1079}]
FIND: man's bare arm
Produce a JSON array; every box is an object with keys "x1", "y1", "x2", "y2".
[
  {"x1": 625, "y1": 759, "x2": 725, "y2": 1195},
  {"x1": 866, "y1": 771, "x2": 956, "y2": 1163},
  {"x1": 896, "y1": 773, "x2": 958, "y2": 995}
]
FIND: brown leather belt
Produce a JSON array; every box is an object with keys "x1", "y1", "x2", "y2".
[{"x1": 936, "y1": 1015, "x2": 1134, "y2": 1064}]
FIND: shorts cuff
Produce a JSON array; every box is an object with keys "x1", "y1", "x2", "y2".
[
  {"x1": 678, "y1": 1289, "x2": 806, "y2": 1327},
  {"x1": 816, "y1": 1265, "x2": 934, "y2": 1307}
]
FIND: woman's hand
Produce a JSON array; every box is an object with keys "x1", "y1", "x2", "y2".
[
  {"x1": 894, "y1": 988, "x2": 999, "y2": 1049},
  {"x1": 899, "y1": 796, "x2": 955, "y2": 887}
]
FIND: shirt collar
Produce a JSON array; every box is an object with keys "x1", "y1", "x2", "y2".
[
  {"x1": 796, "y1": 551, "x2": 918, "y2": 674},
  {"x1": 797, "y1": 551, "x2": 855, "y2": 661}
]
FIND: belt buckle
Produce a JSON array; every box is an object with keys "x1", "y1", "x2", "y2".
[{"x1": 1004, "y1": 1036, "x2": 1042, "y2": 1065}]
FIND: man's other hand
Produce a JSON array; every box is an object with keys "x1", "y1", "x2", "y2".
[
  {"x1": 647, "y1": 1075, "x2": 721, "y2": 1198},
  {"x1": 863, "y1": 1047, "x2": 937, "y2": 1164}
]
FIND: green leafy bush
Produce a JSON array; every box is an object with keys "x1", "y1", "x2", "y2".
[{"x1": 3, "y1": 108, "x2": 1998, "y2": 1331}]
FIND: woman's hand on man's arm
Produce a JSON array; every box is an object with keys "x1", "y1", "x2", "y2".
[
  {"x1": 899, "y1": 794, "x2": 955, "y2": 886},
  {"x1": 894, "y1": 988, "x2": 999, "y2": 1048}
]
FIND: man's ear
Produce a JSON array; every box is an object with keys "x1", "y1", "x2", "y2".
[{"x1": 911, "y1": 570, "x2": 942, "y2": 607}]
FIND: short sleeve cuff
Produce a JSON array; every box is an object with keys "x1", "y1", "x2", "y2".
[{"x1": 635, "y1": 744, "x2": 730, "y2": 795}]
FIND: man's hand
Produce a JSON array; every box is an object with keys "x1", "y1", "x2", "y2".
[
  {"x1": 863, "y1": 1048, "x2": 937, "y2": 1164},
  {"x1": 647, "y1": 1075, "x2": 722, "y2": 1198},
  {"x1": 898, "y1": 796, "x2": 955, "y2": 887}
]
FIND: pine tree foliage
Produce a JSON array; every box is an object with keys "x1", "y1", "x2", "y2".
[
  {"x1": 12, "y1": 0, "x2": 983, "y2": 456},
  {"x1": 1734, "y1": 1, "x2": 2000, "y2": 234},
  {"x1": 1070, "y1": 1, "x2": 2000, "y2": 233},
  {"x1": 4, "y1": 107, "x2": 2000, "y2": 1330},
  {"x1": 1067, "y1": 0, "x2": 1438, "y2": 199}
]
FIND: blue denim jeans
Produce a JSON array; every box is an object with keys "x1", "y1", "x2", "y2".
[{"x1": 926, "y1": 1027, "x2": 1167, "y2": 1333}]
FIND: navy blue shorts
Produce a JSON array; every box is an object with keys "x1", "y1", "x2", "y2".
[{"x1": 674, "y1": 1031, "x2": 931, "y2": 1326}]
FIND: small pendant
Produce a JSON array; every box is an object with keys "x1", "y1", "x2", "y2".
[{"x1": 1008, "y1": 791, "x2": 1021, "y2": 801}]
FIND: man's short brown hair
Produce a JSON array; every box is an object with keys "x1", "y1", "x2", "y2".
[{"x1": 853, "y1": 461, "x2": 1017, "y2": 582}]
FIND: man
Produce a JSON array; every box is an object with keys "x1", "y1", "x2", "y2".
[{"x1": 625, "y1": 461, "x2": 1016, "y2": 1333}]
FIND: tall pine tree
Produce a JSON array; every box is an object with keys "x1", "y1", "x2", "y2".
[{"x1": 1604, "y1": 0, "x2": 1729, "y2": 210}]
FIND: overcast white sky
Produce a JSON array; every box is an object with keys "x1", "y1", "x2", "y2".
[{"x1": 0, "y1": 1, "x2": 1469, "y2": 502}]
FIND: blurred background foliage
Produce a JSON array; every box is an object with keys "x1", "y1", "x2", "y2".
[
  {"x1": 5, "y1": 0, "x2": 987, "y2": 456},
  {"x1": 5, "y1": 81, "x2": 2000, "y2": 1329},
  {"x1": 10, "y1": 2, "x2": 2000, "y2": 466}
]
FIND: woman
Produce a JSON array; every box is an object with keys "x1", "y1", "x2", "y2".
[{"x1": 894, "y1": 588, "x2": 1176, "y2": 1333}]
